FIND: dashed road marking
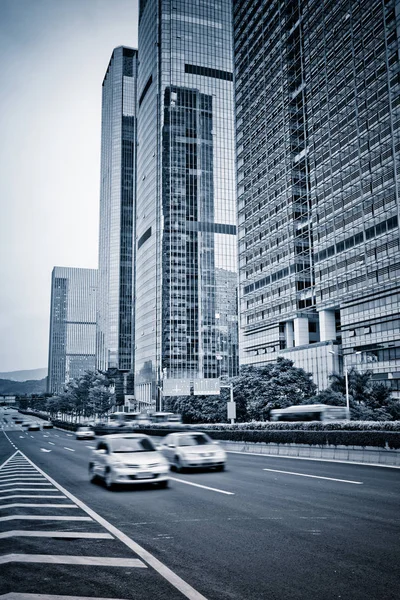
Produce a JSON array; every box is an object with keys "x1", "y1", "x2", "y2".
[
  {"x1": 48, "y1": 442, "x2": 55, "y2": 446},
  {"x1": 64, "y1": 447, "x2": 75, "y2": 452},
  {"x1": 169, "y1": 477, "x2": 235, "y2": 495},
  {"x1": 262, "y1": 468, "x2": 363, "y2": 484}
]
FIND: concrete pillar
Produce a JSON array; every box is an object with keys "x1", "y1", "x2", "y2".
[
  {"x1": 285, "y1": 321, "x2": 294, "y2": 348},
  {"x1": 319, "y1": 309, "x2": 336, "y2": 341},
  {"x1": 294, "y1": 317, "x2": 309, "y2": 346}
]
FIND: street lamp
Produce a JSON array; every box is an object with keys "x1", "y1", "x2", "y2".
[{"x1": 329, "y1": 349, "x2": 350, "y2": 415}]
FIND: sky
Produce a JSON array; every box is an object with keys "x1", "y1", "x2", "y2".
[{"x1": 0, "y1": 0, "x2": 139, "y2": 373}]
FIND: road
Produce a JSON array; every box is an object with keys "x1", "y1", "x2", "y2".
[{"x1": 1, "y1": 408, "x2": 399, "y2": 600}]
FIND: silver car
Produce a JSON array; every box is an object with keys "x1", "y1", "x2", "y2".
[
  {"x1": 89, "y1": 434, "x2": 170, "y2": 490},
  {"x1": 159, "y1": 432, "x2": 227, "y2": 472}
]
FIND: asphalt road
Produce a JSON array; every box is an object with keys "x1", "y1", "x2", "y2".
[{"x1": 1, "y1": 409, "x2": 400, "y2": 600}]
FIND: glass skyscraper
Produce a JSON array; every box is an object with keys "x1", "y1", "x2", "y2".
[
  {"x1": 234, "y1": 0, "x2": 400, "y2": 394},
  {"x1": 97, "y1": 47, "x2": 138, "y2": 382},
  {"x1": 135, "y1": 0, "x2": 238, "y2": 405},
  {"x1": 47, "y1": 267, "x2": 97, "y2": 394}
]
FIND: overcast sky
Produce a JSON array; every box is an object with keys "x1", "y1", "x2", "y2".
[{"x1": 0, "y1": 0, "x2": 139, "y2": 373}]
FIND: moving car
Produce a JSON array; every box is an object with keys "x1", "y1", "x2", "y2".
[
  {"x1": 21, "y1": 421, "x2": 31, "y2": 428},
  {"x1": 89, "y1": 434, "x2": 170, "y2": 490},
  {"x1": 76, "y1": 426, "x2": 95, "y2": 440},
  {"x1": 159, "y1": 432, "x2": 227, "y2": 472},
  {"x1": 28, "y1": 422, "x2": 41, "y2": 431},
  {"x1": 42, "y1": 422, "x2": 54, "y2": 429}
]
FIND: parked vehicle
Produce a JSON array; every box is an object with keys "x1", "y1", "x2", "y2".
[
  {"x1": 159, "y1": 432, "x2": 226, "y2": 472},
  {"x1": 89, "y1": 434, "x2": 170, "y2": 490}
]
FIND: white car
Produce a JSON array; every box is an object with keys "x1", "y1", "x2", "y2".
[
  {"x1": 76, "y1": 426, "x2": 95, "y2": 440},
  {"x1": 89, "y1": 434, "x2": 170, "y2": 490},
  {"x1": 159, "y1": 432, "x2": 226, "y2": 472}
]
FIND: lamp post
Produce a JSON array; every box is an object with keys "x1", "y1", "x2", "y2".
[{"x1": 329, "y1": 349, "x2": 350, "y2": 415}]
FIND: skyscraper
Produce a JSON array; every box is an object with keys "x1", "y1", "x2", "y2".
[
  {"x1": 234, "y1": 0, "x2": 400, "y2": 394},
  {"x1": 97, "y1": 46, "x2": 138, "y2": 387},
  {"x1": 47, "y1": 267, "x2": 97, "y2": 395},
  {"x1": 135, "y1": 0, "x2": 238, "y2": 405}
]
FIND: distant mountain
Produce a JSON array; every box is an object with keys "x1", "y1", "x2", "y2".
[
  {"x1": 0, "y1": 378, "x2": 47, "y2": 395},
  {"x1": 0, "y1": 368, "x2": 47, "y2": 382}
]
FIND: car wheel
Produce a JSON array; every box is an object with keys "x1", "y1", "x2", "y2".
[
  {"x1": 89, "y1": 464, "x2": 97, "y2": 483},
  {"x1": 105, "y1": 469, "x2": 115, "y2": 490},
  {"x1": 157, "y1": 480, "x2": 169, "y2": 489},
  {"x1": 216, "y1": 464, "x2": 225, "y2": 472},
  {"x1": 174, "y1": 456, "x2": 183, "y2": 473}
]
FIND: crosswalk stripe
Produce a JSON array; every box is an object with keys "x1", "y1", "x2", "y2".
[
  {"x1": 0, "y1": 495, "x2": 66, "y2": 500},
  {"x1": 0, "y1": 531, "x2": 113, "y2": 540},
  {"x1": 1, "y1": 593, "x2": 129, "y2": 600},
  {"x1": 0, "y1": 515, "x2": 92, "y2": 522},
  {"x1": 0, "y1": 554, "x2": 146, "y2": 568},
  {"x1": 0, "y1": 503, "x2": 78, "y2": 509},
  {"x1": 0, "y1": 486, "x2": 54, "y2": 491}
]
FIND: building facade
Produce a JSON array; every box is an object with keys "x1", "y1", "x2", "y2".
[
  {"x1": 47, "y1": 267, "x2": 97, "y2": 394},
  {"x1": 234, "y1": 0, "x2": 400, "y2": 394},
  {"x1": 135, "y1": 0, "x2": 238, "y2": 404},
  {"x1": 97, "y1": 47, "x2": 138, "y2": 386}
]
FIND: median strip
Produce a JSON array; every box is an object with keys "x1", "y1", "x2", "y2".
[{"x1": 262, "y1": 468, "x2": 363, "y2": 484}]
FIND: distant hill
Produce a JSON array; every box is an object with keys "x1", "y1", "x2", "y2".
[
  {"x1": 0, "y1": 368, "x2": 47, "y2": 382},
  {"x1": 0, "y1": 378, "x2": 47, "y2": 395}
]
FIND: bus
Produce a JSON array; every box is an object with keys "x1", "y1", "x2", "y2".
[
  {"x1": 108, "y1": 411, "x2": 182, "y2": 427},
  {"x1": 151, "y1": 412, "x2": 182, "y2": 425},
  {"x1": 269, "y1": 404, "x2": 350, "y2": 422}
]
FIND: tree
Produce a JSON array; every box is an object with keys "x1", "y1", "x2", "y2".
[{"x1": 232, "y1": 357, "x2": 317, "y2": 420}]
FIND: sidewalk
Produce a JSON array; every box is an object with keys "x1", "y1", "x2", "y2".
[{"x1": 220, "y1": 440, "x2": 400, "y2": 468}]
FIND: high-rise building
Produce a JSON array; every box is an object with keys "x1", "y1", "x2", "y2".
[
  {"x1": 97, "y1": 46, "x2": 138, "y2": 388},
  {"x1": 234, "y1": 0, "x2": 400, "y2": 395},
  {"x1": 47, "y1": 267, "x2": 97, "y2": 394},
  {"x1": 135, "y1": 0, "x2": 238, "y2": 405}
]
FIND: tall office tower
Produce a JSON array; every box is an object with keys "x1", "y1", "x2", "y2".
[
  {"x1": 47, "y1": 267, "x2": 97, "y2": 395},
  {"x1": 136, "y1": 0, "x2": 238, "y2": 405},
  {"x1": 234, "y1": 0, "x2": 400, "y2": 394},
  {"x1": 97, "y1": 47, "x2": 138, "y2": 394}
]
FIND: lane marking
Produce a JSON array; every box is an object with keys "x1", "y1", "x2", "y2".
[
  {"x1": 48, "y1": 442, "x2": 55, "y2": 446},
  {"x1": 169, "y1": 477, "x2": 234, "y2": 495},
  {"x1": 0, "y1": 503, "x2": 78, "y2": 509},
  {"x1": 262, "y1": 468, "x2": 363, "y2": 484},
  {"x1": 1, "y1": 593, "x2": 129, "y2": 600},
  {"x1": 66, "y1": 434, "x2": 73, "y2": 437},
  {"x1": 0, "y1": 483, "x2": 54, "y2": 488},
  {"x1": 0, "y1": 478, "x2": 46, "y2": 483},
  {"x1": 19, "y1": 450, "x2": 209, "y2": 600},
  {"x1": 0, "y1": 495, "x2": 66, "y2": 500},
  {"x1": 227, "y1": 450, "x2": 400, "y2": 470},
  {"x1": 0, "y1": 488, "x2": 55, "y2": 493},
  {"x1": 64, "y1": 447, "x2": 75, "y2": 452},
  {"x1": 0, "y1": 515, "x2": 92, "y2": 522},
  {"x1": 86, "y1": 445, "x2": 95, "y2": 449},
  {"x1": 41, "y1": 449, "x2": 52, "y2": 453},
  {"x1": 0, "y1": 554, "x2": 146, "y2": 568},
  {"x1": 0, "y1": 530, "x2": 113, "y2": 540}
]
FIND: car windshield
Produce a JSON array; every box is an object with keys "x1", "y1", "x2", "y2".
[
  {"x1": 178, "y1": 434, "x2": 212, "y2": 447},
  {"x1": 110, "y1": 437, "x2": 155, "y2": 453},
  {"x1": 79, "y1": 427, "x2": 91, "y2": 431}
]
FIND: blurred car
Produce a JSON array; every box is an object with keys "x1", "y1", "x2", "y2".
[
  {"x1": 89, "y1": 434, "x2": 170, "y2": 490},
  {"x1": 21, "y1": 421, "x2": 31, "y2": 428},
  {"x1": 76, "y1": 426, "x2": 95, "y2": 440},
  {"x1": 159, "y1": 432, "x2": 226, "y2": 472},
  {"x1": 42, "y1": 422, "x2": 54, "y2": 429},
  {"x1": 14, "y1": 419, "x2": 23, "y2": 424},
  {"x1": 28, "y1": 422, "x2": 41, "y2": 431}
]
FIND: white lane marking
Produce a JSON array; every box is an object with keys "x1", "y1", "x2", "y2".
[
  {"x1": 0, "y1": 470, "x2": 37, "y2": 474},
  {"x1": 20, "y1": 451, "x2": 209, "y2": 600},
  {"x1": 0, "y1": 450, "x2": 22, "y2": 469},
  {"x1": 0, "y1": 483, "x2": 53, "y2": 488},
  {"x1": 0, "y1": 515, "x2": 92, "y2": 522},
  {"x1": 0, "y1": 554, "x2": 146, "y2": 568},
  {"x1": 66, "y1": 434, "x2": 73, "y2": 437},
  {"x1": 86, "y1": 445, "x2": 95, "y2": 449},
  {"x1": 262, "y1": 468, "x2": 363, "y2": 484},
  {"x1": 227, "y1": 450, "x2": 400, "y2": 470},
  {"x1": 0, "y1": 503, "x2": 78, "y2": 509},
  {"x1": 0, "y1": 531, "x2": 113, "y2": 540},
  {"x1": 64, "y1": 447, "x2": 75, "y2": 452},
  {"x1": 1, "y1": 594, "x2": 129, "y2": 600},
  {"x1": 30, "y1": 436, "x2": 34, "y2": 439},
  {"x1": 41, "y1": 449, "x2": 52, "y2": 453},
  {"x1": 0, "y1": 495, "x2": 66, "y2": 500},
  {"x1": 48, "y1": 442, "x2": 55, "y2": 446},
  {"x1": 0, "y1": 478, "x2": 46, "y2": 483},
  {"x1": 167, "y1": 477, "x2": 235, "y2": 495},
  {"x1": 43, "y1": 435, "x2": 49, "y2": 438},
  {"x1": 0, "y1": 488, "x2": 54, "y2": 493}
]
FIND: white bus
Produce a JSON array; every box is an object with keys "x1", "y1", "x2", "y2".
[{"x1": 269, "y1": 404, "x2": 350, "y2": 422}]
